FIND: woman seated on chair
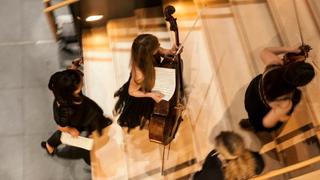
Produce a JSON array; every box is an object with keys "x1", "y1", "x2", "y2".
[
  {"x1": 113, "y1": 34, "x2": 178, "y2": 132},
  {"x1": 240, "y1": 45, "x2": 315, "y2": 132},
  {"x1": 194, "y1": 131, "x2": 265, "y2": 180}
]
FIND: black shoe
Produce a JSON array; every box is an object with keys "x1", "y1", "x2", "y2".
[
  {"x1": 239, "y1": 119, "x2": 255, "y2": 132},
  {"x1": 40, "y1": 141, "x2": 54, "y2": 156}
]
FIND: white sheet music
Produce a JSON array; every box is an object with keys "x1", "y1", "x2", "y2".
[
  {"x1": 60, "y1": 132, "x2": 94, "y2": 151},
  {"x1": 153, "y1": 67, "x2": 176, "y2": 101}
]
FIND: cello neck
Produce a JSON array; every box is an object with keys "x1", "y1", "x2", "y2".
[{"x1": 175, "y1": 29, "x2": 180, "y2": 46}]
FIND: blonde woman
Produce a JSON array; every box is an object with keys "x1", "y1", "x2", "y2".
[{"x1": 194, "y1": 131, "x2": 265, "y2": 180}]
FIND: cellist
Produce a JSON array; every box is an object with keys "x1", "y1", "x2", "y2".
[{"x1": 113, "y1": 34, "x2": 178, "y2": 132}]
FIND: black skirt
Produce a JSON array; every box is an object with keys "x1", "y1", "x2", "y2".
[{"x1": 114, "y1": 77, "x2": 155, "y2": 131}]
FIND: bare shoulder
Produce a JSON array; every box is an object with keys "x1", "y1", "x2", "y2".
[
  {"x1": 260, "y1": 48, "x2": 283, "y2": 66},
  {"x1": 132, "y1": 66, "x2": 144, "y2": 84}
]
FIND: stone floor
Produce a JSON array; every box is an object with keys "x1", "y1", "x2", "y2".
[{"x1": 0, "y1": 0, "x2": 90, "y2": 179}]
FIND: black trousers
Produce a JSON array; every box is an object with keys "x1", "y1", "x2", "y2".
[{"x1": 46, "y1": 130, "x2": 90, "y2": 165}]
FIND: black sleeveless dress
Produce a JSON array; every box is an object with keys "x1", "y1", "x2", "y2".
[
  {"x1": 113, "y1": 54, "x2": 162, "y2": 131},
  {"x1": 244, "y1": 65, "x2": 301, "y2": 132}
]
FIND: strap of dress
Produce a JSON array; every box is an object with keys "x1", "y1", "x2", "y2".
[{"x1": 259, "y1": 64, "x2": 282, "y2": 107}]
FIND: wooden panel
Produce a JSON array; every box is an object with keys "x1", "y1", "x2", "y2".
[
  {"x1": 43, "y1": 0, "x2": 58, "y2": 40},
  {"x1": 251, "y1": 156, "x2": 320, "y2": 180},
  {"x1": 82, "y1": 28, "x2": 111, "y2": 61},
  {"x1": 290, "y1": 169, "x2": 320, "y2": 180}
]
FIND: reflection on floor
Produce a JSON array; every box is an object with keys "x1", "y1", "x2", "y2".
[
  {"x1": 90, "y1": 113, "x2": 320, "y2": 180},
  {"x1": 86, "y1": 73, "x2": 320, "y2": 180},
  {"x1": 91, "y1": 117, "x2": 198, "y2": 180},
  {"x1": 83, "y1": 27, "x2": 320, "y2": 179}
]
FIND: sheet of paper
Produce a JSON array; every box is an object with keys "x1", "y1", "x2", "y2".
[
  {"x1": 60, "y1": 132, "x2": 94, "y2": 150},
  {"x1": 153, "y1": 67, "x2": 176, "y2": 101}
]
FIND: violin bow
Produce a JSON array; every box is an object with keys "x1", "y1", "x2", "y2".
[
  {"x1": 293, "y1": 0, "x2": 304, "y2": 46},
  {"x1": 293, "y1": 0, "x2": 320, "y2": 72}
]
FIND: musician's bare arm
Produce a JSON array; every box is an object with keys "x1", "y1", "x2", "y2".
[
  {"x1": 158, "y1": 45, "x2": 178, "y2": 56},
  {"x1": 128, "y1": 66, "x2": 163, "y2": 102},
  {"x1": 260, "y1": 47, "x2": 300, "y2": 66}
]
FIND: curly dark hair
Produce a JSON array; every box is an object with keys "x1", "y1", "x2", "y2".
[{"x1": 48, "y1": 69, "x2": 83, "y2": 105}]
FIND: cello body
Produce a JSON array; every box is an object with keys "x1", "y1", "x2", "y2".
[{"x1": 149, "y1": 5, "x2": 184, "y2": 145}]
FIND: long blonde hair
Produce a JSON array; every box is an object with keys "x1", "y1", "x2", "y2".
[
  {"x1": 131, "y1": 34, "x2": 159, "y2": 92},
  {"x1": 215, "y1": 131, "x2": 256, "y2": 180}
]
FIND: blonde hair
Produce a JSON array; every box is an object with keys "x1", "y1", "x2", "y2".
[
  {"x1": 215, "y1": 131, "x2": 256, "y2": 180},
  {"x1": 131, "y1": 34, "x2": 159, "y2": 92}
]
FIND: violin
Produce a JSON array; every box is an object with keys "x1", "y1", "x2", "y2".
[{"x1": 283, "y1": 44, "x2": 312, "y2": 64}]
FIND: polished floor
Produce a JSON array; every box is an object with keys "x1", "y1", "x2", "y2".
[
  {"x1": 83, "y1": 27, "x2": 320, "y2": 179},
  {"x1": 1, "y1": 0, "x2": 320, "y2": 180}
]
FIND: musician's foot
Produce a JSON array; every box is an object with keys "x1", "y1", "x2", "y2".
[{"x1": 41, "y1": 141, "x2": 55, "y2": 156}]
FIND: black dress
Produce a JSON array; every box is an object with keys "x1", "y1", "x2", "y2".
[
  {"x1": 193, "y1": 150, "x2": 265, "y2": 180},
  {"x1": 47, "y1": 95, "x2": 112, "y2": 149},
  {"x1": 54, "y1": 95, "x2": 112, "y2": 134},
  {"x1": 244, "y1": 65, "x2": 301, "y2": 132},
  {"x1": 113, "y1": 54, "x2": 162, "y2": 131},
  {"x1": 113, "y1": 77, "x2": 155, "y2": 131}
]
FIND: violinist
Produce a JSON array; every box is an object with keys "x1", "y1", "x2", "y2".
[
  {"x1": 41, "y1": 58, "x2": 113, "y2": 164},
  {"x1": 113, "y1": 34, "x2": 178, "y2": 132},
  {"x1": 240, "y1": 45, "x2": 315, "y2": 132}
]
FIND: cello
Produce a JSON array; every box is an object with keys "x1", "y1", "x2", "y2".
[{"x1": 149, "y1": 5, "x2": 184, "y2": 146}]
